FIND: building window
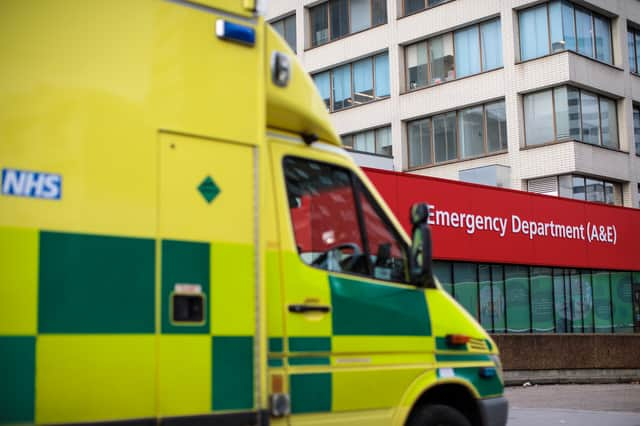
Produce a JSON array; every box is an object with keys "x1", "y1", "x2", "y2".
[
  {"x1": 629, "y1": 28, "x2": 640, "y2": 74},
  {"x1": 406, "y1": 19, "x2": 501, "y2": 91},
  {"x1": 519, "y1": 1, "x2": 612, "y2": 64},
  {"x1": 407, "y1": 100, "x2": 507, "y2": 168},
  {"x1": 571, "y1": 175, "x2": 622, "y2": 205},
  {"x1": 524, "y1": 86, "x2": 618, "y2": 149},
  {"x1": 271, "y1": 14, "x2": 296, "y2": 53},
  {"x1": 433, "y1": 261, "x2": 635, "y2": 334},
  {"x1": 634, "y1": 105, "x2": 640, "y2": 155},
  {"x1": 312, "y1": 52, "x2": 390, "y2": 112},
  {"x1": 404, "y1": 0, "x2": 451, "y2": 17},
  {"x1": 342, "y1": 126, "x2": 392, "y2": 156},
  {"x1": 308, "y1": 0, "x2": 387, "y2": 48}
]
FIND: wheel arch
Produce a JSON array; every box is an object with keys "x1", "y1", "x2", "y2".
[{"x1": 392, "y1": 370, "x2": 482, "y2": 426}]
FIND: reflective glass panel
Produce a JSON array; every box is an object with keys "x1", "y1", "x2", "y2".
[
  {"x1": 375, "y1": 127, "x2": 392, "y2": 156},
  {"x1": 454, "y1": 25, "x2": 481, "y2": 77},
  {"x1": 375, "y1": 53, "x2": 390, "y2": 97},
  {"x1": 310, "y1": 3, "x2": 329, "y2": 46},
  {"x1": 519, "y1": 5, "x2": 550, "y2": 61},
  {"x1": 350, "y1": 0, "x2": 371, "y2": 33},
  {"x1": 408, "y1": 118, "x2": 432, "y2": 167},
  {"x1": 594, "y1": 15, "x2": 612, "y2": 63},
  {"x1": 580, "y1": 91, "x2": 600, "y2": 145},
  {"x1": 407, "y1": 42, "x2": 428, "y2": 89},
  {"x1": 352, "y1": 58, "x2": 373, "y2": 104},
  {"x1": 433, "y1": 111, "x2": 457, "y2": 163},
  {"x1": 524, "y1": 90, "x2": 554, "y2": 145},
  {"x1": 313, "y1": 72, "x2": 331, "y2": 110},
  {"x1": 486, "y1": 101, "x2": 507, "y2": 152},
  {"x1": 332, "y1": 64, "x2": 352, "y2": 111},
  {"x1": 429, "y1": 33, "x2": 455, "y2": 84},
  {"x1": 481, "y1": 19, "x2": 503, "y2": 70},
  {"x1": 599, "y1": 97, "x2": 618, "y2": 149},
  {"x1": 576, "y1": 8, "x2": 594, "y2": 57},
  {"x1": 458, "y1": 105, "x2": 484, "y2": 158},
  {"x1": 330, "y1": 0, "x2": 349, "y2": 40}
]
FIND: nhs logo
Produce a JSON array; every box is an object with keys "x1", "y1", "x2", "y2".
[{"x1": 1, "y1": 168, "x2": 62, "y2": 200}]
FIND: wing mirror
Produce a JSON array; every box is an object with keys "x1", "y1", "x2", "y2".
[{"x1": 409, "y1": 203, "x2": 435, "y2": 288}]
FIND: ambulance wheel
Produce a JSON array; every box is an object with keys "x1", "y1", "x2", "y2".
[{"x1": 407, "y1": 404, "x2": 471, "y2": 426}]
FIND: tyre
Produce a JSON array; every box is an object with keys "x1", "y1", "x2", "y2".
[{"x1": 407, "y1": 404, "x2": 472, "y2": 426}]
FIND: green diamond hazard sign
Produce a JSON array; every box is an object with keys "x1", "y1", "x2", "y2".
[{"x1": 197, "y1": 176, "x2": 220, "y2": 204}]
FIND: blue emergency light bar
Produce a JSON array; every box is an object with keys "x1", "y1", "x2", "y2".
[{"x1": 216, "y1": 19, "x2": 255, "y2": 46}]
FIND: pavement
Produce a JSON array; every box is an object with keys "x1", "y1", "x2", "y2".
[{"x1": 505, "y1": 384, "x2": 640, "y2": 426}]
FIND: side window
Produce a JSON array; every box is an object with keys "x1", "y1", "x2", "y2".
[{"x1": 283, "y1": 156, "x2": 408, "y2": 283}]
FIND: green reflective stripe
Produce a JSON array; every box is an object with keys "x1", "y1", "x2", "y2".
[
  {"x1": 212, "y1": 336, "x2": 253, "y2": 410},
  {"x1": 289, "y1": 337, "x2": 331, "y2": 352},
  {"x1": 162, "y1": 240, "x2": 210, "y2": 334},
  {"x1": 290, "y1": 373, "x2": 331, "y2": 414},
  {"x1": 288, "y1": 337, "x2": 330, "y2": 366},
  {"x1": 435, "y1": 354, "x2": 492, "y2": 362},
  {"x1": 485, "y1": 339, "x2": 493, "y2": 351},
  {"x1": 452, "y1": 367, "x2": 503, "y2": 398},
  {"x1": 269, "y1": 337, "x2": 283, "y2": 353},
  {"x1": 39, "y1": 232, "x2": 155, "y2": 333},
  {"x1": 268, "y1": 359, "x2": 283, "y2": 367},
  {"x1": 435, "y1": 336, "x2": 466, "y2": 351},
  {"x1": 329, "y1": 276, "x2": 431, "y2": 336},
  {"x1": 0, "y1": 336, "x2": 35, "y2": 424}
]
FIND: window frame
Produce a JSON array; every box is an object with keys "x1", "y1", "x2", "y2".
[
  {"x1": 402, "y1": 0, "x2": 455, "y2": 18},
  {"x1": 406, "y1": 100, "x2": 508, "y2": 170},
  {"x1": 308, "y1": 0, "x2": 388, "y2": 49},
  {"x1": 312, "y1": 52, "x2": 390, "y2": 113},
  {"x1": 282, "y1": 155, "x2": 411, "y2": 284},
  {"x1": 270, "y1": 13, "x2": 297, "y2": 53},
  {"x1": 522, "y1": 85, "x2": 619, "y2": 150},
  {"x1": 404, "y1": 18, "x2": 502, "y2": 92},
  {"x1": 517, "y1": 1, "x2": 614, "y2": 66},
  {"x1": 341, "y1": 125, "x2": 393, "y2": 157},
  {"x1": 630, "y1": 27, "x2": 640, "y2": 75},
  {"x1": 569, "y1": 174, "x2": 623, "y2": 206}
]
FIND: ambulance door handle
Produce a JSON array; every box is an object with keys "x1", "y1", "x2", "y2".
[{"x1": 288, "y1": 304, "x2": 331, "y2": 314}]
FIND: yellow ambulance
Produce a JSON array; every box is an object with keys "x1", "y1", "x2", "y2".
[{"x1": 0, "y1": 1, "x2": 507, "y2": 425}]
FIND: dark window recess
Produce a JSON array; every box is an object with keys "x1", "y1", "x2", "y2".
[{"x1": 172, "y1": 295, "x2": 204, "y2": 322}]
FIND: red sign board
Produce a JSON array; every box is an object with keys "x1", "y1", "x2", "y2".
[{"x1": 365, "y1": 168, "x2": 640, "y2": 271}]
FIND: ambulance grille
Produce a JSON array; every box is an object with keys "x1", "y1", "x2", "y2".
[{"x1": 467, "y1": 338, "x2": 489, "y2": 352}]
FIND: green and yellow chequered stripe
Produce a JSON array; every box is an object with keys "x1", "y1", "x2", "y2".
[{"x1": 0, "y1": 227, "x2": 255, "y2": 424}]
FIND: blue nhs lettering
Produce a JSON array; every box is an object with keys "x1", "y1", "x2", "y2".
[{"x1": 1, "y1": 168, "x2": 62, "y2": 200}]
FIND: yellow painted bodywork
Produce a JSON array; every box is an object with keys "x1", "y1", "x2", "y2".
[{"x1": 0, "y1": 1, "x2": 502, "y2": 425}]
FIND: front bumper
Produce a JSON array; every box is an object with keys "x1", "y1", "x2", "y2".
[{"x1": 478, "y1": 396, "x2": 509, "y2": 426}]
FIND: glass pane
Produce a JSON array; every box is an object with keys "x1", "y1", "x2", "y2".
[
  {"x1": 372, "y1": 0, "x2": 387, "y2": 26},
  {"x1": 341, "y1": 135, "x2": 353, "y2": 149},
  {"x1": 531, "y1": 267, "x2": 554, "y2": 332},
  {"x1": 454, "y1": 263, "x2": 479, "y2": 320},
  {"x1": 272, "y1": 20, "x2": 285, "y2": 37},
  {"x1": 332, "y1": 64, "x2": 352, "y2": 111},
  {"x1": 433, "y1": 111, "x2": 457, "y2": 163},
  {"x1": 491, "y1": 265, "x2": 506, "y2": 333},
  {"x1": 374, "y1": 53, "x2": 390, "y2": 97},
  {"x1": 628, "y1": 32, "x2": 637, "y2": 74},
  {"x1": 633, "y1": 107, "x2": 640, "y2": 155},
  {"x1": 549, "y1": 1, "x2": 564, "y2": 52},
  {"x1": 350, "y1": 0, "x2": 371, "y2": 33},
  {"x1": 611, "y1": 272, "x2": 633, "y2": 333},
  {"x1": 429, "y1": 33, "x2": 455, "y2": 84},
  {"x1": 519, "y1": 5, "x2": 550, "y2": 61},
  {"x1": 604, "y1": 181, "x2": 614, "y2": 204},
  {"x1": 458, "y1": 105, "x2": 484, "y2": 158},
  {"x1": 581, "y1": 271, "x2": 594, "y2": 333},
  {"x1": 330, "y1": 0, "x2": 349, "y2": 40},
  {"x1": 354, "y1": 130, "x2": 375, "y2": 153},
  {"x1": 357, "y1": 181, "x2": 408, "y2": 283},
  {"x1": 593, "y1": 271, "x2": 612, "y2": 332},
  {"x1": 554, "y1": 86, "x2": 581, "y2": 140},
  {"x1": 486, "y1": 101, "x2": 507, "y2": 152},
  {"x1": 433, "y1": 261, "x2": 452, "y2": 294},
  {"x1": 505, "y1": 265, "x2": 530, "y2": 333},
  {"x1": 353, "y1": 58, "x2": 373, "y2": 104},
  {"x1": 404, "y1": 0, "x2": 424, "y2": 15},
  {"x1": 599, "y1": 98, "x2": 618, "y2": 149},
  {"x1": 283, "y1": 157, "x2": 363, "y2": 274},
  {"x1": 478, "y1": 265, "x2": 492, "y2": 331},
  {"x1": 310, "y1": 3, "x2": 329, "y2": 47},
  {"x1": 585, "y1": 178, "x2": 604, "y2": 203},
  {"x1": 428, "y1": 0, "x2": 448, "y2": 5},
  {"x1": 284, "y1": 15, "x2": 296, "y2": 52},
  {"x1": 524, "y1": 90, "x2": 554, "y2": 145},
  {"x1": 481, "y1": 19, "x2": 503, "y2": 71},
  {"x1": 580, "y1": 91, "x2": 600, "y2": 145},
  {"x1": 408, "y1": 118, "x2": 431, "y2": 167},
  {"x1": 562, "y1": 1, "x2": 576, "y2": 51},
  {"x1": 454, "y1": 25, "x2": 481, "y2": 78},
  {"x1": 572, "y1": 175, "x2": 585, "y2": 200},
  {"x1": 636, "y1": 32, "x2": 640, "y2": 73},
  {"x1": 313, "y1": 72, "x2": 331, "y2": 110},
  {"x1": 576, "y1": 8, "x2": 594, "y2": 57},
  {"x1": 375, "y1": 127, "x2": 392, "y2": 156},
  {"x1": 570, "y1": 270, "x2": 583, "y2": 332},
  {"x1": 407, "y1": 42, "x2": 428, "y2": 89},
  {"x1": 553, "y1": 269, "x2": 567, "y2": 333},
  {"x1": 594, "y1": 15, "x2": 611, "y2": 63}
]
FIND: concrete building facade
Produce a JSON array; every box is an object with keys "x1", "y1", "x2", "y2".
[{"x1": 267, "y1": 0, "x2": 640, "y2": 209}]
